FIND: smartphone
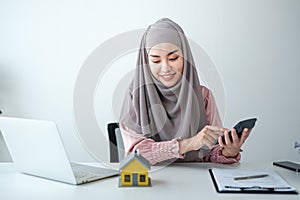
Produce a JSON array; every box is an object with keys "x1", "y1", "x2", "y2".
[
  {"x1": 221, "y1": 118, "x2": 257, "y2": 144},
  {"x1": 273, "y1": 161, "x2": 300, "y2": 172}
]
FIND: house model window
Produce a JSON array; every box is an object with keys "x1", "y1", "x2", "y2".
[
  {"x1": 124, "y1": 175, "x2": 131, "y2": 182},
  {"x1": 139, "y1": 175, "x2": 146, "y2": 182}
]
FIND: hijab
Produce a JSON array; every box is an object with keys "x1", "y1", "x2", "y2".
[{"x1": 120, "y1": 18, "x2": 208, "y2": 161}]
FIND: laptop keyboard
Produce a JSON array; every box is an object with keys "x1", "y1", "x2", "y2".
[{"x1": 71, "y1": 163, "x2": 119, "y2": 180}]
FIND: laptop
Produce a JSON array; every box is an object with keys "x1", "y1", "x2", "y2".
[{"x1": 0, "y1": 116, "x2": 119, "y2": 185}]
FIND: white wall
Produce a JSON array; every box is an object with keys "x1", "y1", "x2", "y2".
[{"x1": 0, "y1": 0, "x2": 299, "y2": 163}]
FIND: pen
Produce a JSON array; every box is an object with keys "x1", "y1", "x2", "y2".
[{"x1": 234, "y1": 174, "x2": 269, "y2": 181}]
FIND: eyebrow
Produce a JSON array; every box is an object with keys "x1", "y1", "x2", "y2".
[{"x1": 149, "y1": 49, "x2": 179, "y2": 58}]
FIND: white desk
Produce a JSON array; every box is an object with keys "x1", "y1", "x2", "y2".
[{"x1": 0, "y1": 162, "x2": 299, "y2": 200}]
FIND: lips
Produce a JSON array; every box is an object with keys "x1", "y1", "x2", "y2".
[{"x1": 160, "y1": 73, "x2": 176, "y2": 81}]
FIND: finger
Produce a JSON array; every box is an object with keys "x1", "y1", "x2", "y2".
[
  {"x1": 224, "y1": 130, "x2": 232, "y2": 145},
  {"x1": 207, "y1": 129, "x2": 220, "y2": 140},
  {"x1": 204, "y1": 133, "x2": 218, "y2": 146},
  {"x1": 205, "y1": 142, "x2": 214, "y2": 149},
  {"x1": 199, "y1": 126, "x2": 223, "y2": 147},
  {"x1": 195, "y1": 131, "x2": 216, "y2": 147},
  {"x1": 218, "y1": 136, "x2": 225, "y2": 147},
  {"x1": 199, "y1": 127, "x2": 218, "y2": 141},
  {"x1": 206, "y1": 126, "x2": 227, "y2": 136},
  {"x1": 231, "y1": 129, "x2": 239, "y2": 144},
  {"x1": 239, "y1": 128, "x2": 250, "y2": 145},
  {"x1": 205, "y1": 137, "x2": 217, "y2": 149},
  {"x1": 244, "y1": 128, "x2": 251, "y2": 137},
  {"x1": 206, "y1": 126, "x2": 224, "y2": 139}
]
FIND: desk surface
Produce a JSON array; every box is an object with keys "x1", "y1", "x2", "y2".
[{"x1": 0, "y1": 162, "x2": 299, "y2": 200}]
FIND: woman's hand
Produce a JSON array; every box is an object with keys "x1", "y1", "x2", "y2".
[
  {"x1": 218, "y1": 128, "x2": 251, "y2": 157},
  {"x1": 179, "y1": 126, "x2": 224, "y2": 154}
]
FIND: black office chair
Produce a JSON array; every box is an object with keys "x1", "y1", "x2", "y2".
[{"x1": 107, "y1": 122, "x2": 125, "y2": 163}]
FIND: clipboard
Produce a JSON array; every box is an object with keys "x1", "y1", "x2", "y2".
[{"x1": 209, "y1": 168, "x2": 298, "y2": 194}]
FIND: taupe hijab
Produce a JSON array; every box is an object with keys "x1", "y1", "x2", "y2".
[{"x1": 120, "y1": 18, "x2": 208, "y2": 161}]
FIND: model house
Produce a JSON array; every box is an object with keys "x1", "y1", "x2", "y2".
[{"x1": 119, "y1": 150, "x2": 151, "y2": 187}]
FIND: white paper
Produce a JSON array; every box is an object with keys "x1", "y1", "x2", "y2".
[{"x1": 211, "y1": 168, "x2": 296, "y2": 192}]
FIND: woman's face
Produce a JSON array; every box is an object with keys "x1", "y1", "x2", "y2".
[{"x1": 148, "y1": 43, "x2": 184, "y2": 87}]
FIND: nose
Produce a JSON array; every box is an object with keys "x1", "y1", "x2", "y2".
[{"x1": 161, "y1": 60, "x2": 171, "y2": 72}]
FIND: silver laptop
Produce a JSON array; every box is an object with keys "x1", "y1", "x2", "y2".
[{"x1": 0, "y1": 116, "x2": 119, "y2": 185}]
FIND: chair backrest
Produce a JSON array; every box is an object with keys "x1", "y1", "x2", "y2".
[{"x1": 107, "y1": 122, "x2": 125, "y2": 163}]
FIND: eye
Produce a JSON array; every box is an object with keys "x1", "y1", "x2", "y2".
[
  {"x1": 151, "y1": 60, "x2": 160, "y2": 64},
  {"x1": 169, "y1": 56, "x2": 179, "y2": 61}
]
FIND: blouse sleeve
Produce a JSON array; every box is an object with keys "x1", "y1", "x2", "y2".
[
  {"x1": 120, "y1": 124, "x2": 184, "y2": 165},
  {"x1": 201, "y1": 86, "x2": 223, "y2": 127}
]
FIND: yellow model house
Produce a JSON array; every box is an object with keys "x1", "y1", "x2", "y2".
[{"x1": 119, "y1": 150, "x2": 151, "y2": 187}]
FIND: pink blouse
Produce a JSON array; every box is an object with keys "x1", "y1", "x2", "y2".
[{"x1": 120, "y1": 86, "x2": 240, "y2": 165}]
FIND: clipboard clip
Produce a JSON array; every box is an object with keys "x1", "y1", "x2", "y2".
[{"x1": 225, "y1": 186, "x2": 292, "y2": 191}]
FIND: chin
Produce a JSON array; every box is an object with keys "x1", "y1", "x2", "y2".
[{"x1": 161, "y1": 81, "x2": 176, "y2": 88}]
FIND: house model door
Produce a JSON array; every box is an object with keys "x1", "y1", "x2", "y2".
[{"x1": 132, "y1": 173, "x2": 138, "y2": 186}]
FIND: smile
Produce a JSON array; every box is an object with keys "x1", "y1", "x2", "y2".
[{"x1": 160, "y1": 73, "x2": 176, "y2": 81}]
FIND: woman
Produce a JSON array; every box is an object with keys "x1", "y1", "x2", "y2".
[{"x1": 119, "y1": 18, "x2": 250, "y2": 165}]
